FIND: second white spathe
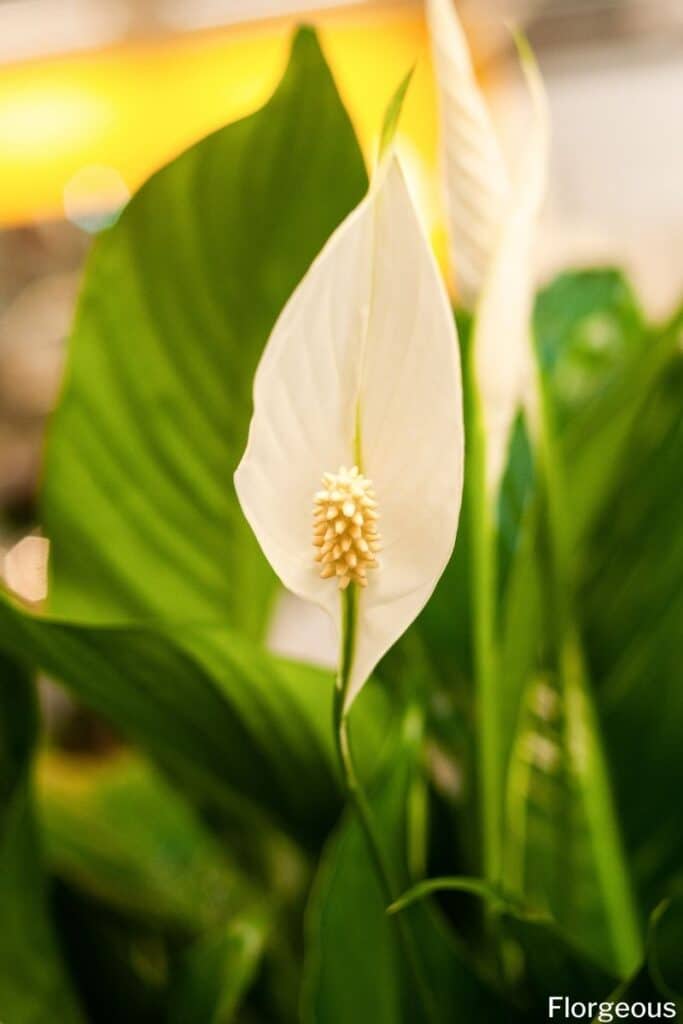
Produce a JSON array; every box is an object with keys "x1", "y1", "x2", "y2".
[{"x1": 427, "y1": 0, "x2": 549, "y2": 499}]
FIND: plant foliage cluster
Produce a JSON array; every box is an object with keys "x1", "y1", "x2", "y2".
[{"x1": 0, "y1": 28, "x2": 681, "y2": 1024}]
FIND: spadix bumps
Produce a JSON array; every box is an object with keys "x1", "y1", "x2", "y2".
[{"x1": 313, "y1": 467, "x2": 381, "y2": 589}]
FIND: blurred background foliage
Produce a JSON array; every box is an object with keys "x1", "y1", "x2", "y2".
[{"x1": 0, "y1": 2, "x2": 682, "y2": 1022}]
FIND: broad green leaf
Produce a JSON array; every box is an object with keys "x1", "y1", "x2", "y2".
[
  {"x1": 562, "y1": 299, "x2": 682, "y2": 549},
  {"x1": 499, "y1": 472, "x2": 642, "y2": 976},
  {"x1": 497, "y1": 298, "x2": 682, "y2": 973},
  {"x1": 494, "y1": 273, "x2": 671, "y2": 975},
  {"x1": 301, "y1": 712, "x2": 505, "y2": 1023},
  {"x1": 534, "y1": 269, "x2": 645, "y2": 431},
  {"x1": 37, "y1": 752, "x2": 257, "y2": 933},
  {"x1": 168, "y1": 910, "x2": 270, "y2": 1024},
  {"x1": 503, "y1": 656, "x2": 641, "y2": 975},
  {"x1": 302, "y1": 752, "x2": 403, "y2": 1024},
  {"x1": 532, "y1": 270, "x2": 681, "y2": 567},
  {"x1": 499, "y1": 272, "x2": 667, "y2": 756},
  {"x1": 0, "y1": 588, "x2": 391, "y2": 847},
  {"x1": 0, "y1": 655, "x2": 84, "y2": 1023},
  {"x1": 42, "y1": 27, "x2": 368, "y2": 636},
  {"x1": 40, "y1": 754, "x2": 271, "y2": 1021},
  {"x1": 584, "y1": 350, "x2": 683, "y2": 908}
]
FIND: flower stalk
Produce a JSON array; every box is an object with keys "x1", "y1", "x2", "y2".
[
  {"x1": 333, "y1": 587, "x2": 439, "y2": 1023},
  {"x1": 466, "y1": 375, "x2": 504, "y2": 887}
]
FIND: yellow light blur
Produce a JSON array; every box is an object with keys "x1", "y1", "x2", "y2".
[
  {"x1": 0, "y1": 4, "x2": 446, "y2": 261},
  {"x1": 1, "y1": 4, "x2": 454, "y2": 268}
]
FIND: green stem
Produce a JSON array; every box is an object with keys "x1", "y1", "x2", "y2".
[
  {"x1": 468, "y1": 382, "x2": 503, "y2": 888},
  {"x1": 334, "y1": 588, "x2": 439, "y2": 1022}
]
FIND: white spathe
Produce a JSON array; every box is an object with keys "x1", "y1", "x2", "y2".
[
  {"x1": 427, "y1": 0, "x2": 549, "y2": 498},
  {"x1": 235, "y1": 154, "x2": 464, "y2": 710},
  {"x1": 472, "y1": 40, "x2": 549, "y2": 497},
  {"x1": 426, "y1": 0, "x2": 510, "y2": 308}
]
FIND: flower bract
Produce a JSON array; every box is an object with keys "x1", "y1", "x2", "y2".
[{"x1": 235, "y1": 154, "x2": 464, "y2": 709}]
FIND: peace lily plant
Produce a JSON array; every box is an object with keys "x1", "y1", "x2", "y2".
[{"x1": 1, "y1": 9, "x2": 678, "y2": 1022}]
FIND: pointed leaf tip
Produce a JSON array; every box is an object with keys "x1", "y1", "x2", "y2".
[
  {"x1": 378, "y1": 67, "x2": 415, "y2": 160},
  {"x1": 291, "y1": 24, "x2": 320, "y2": 53}
]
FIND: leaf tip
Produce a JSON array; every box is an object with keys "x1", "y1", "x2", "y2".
[
  {"x1": 378, "y1": 65, "x2": 415, "y2": 161},
  {"x1": 287, "y1": 24, "x2": 326, "y2": 76}
]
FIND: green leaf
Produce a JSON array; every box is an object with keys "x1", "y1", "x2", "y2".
[
  {"x1": 37, "y1": 752, "x2": 257, "y2": 933},
  {"x1": 502, "y1": 655, "x2": 641, "y2": 975},
  {"x1": 499, "y1": 471, "x2": 643, "y2": 976},
  {"x1": 534, "y1": 269, "x2": 646, "y2": 432},
  {"x1": 497, "y1": 295, "x2": 683, "y2": 972},
  {"x1": 42, "y1": 26, "x2": 368, "y2": 636},
  {"x1": 39, "y1": 753, "x2": 271, "y2": 1019},
  {"x1": 390, "y1": 876, "x2": 617, "y2": 1011},
  {"x1": 301, "y1": 713, "x2": 505, "y2": 1023},
  {"x1": 0, "y1": 588, "x2": 391, "y2": 847},
  {"x1": 494, "y1": 272, "x2": 670, "y2": 975},
  {"x1": 532, "y1": 271, "x2": 682, "y2": 558},
  {"x1": 378, "y1": 68, "x2": 414, "y2": 159},
  {"x1": 562, "y1": 298, "x2": 682, "y2": 550},
  {"x1": 168, "y1": 910, "x2": 270, "y2": 1024},
  {"x1": 584, "y1": 348, "x2": 683, "y2": 908},
  {"x1": 0, "y1": 655, "x2": 84, "y2": 1023}
]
